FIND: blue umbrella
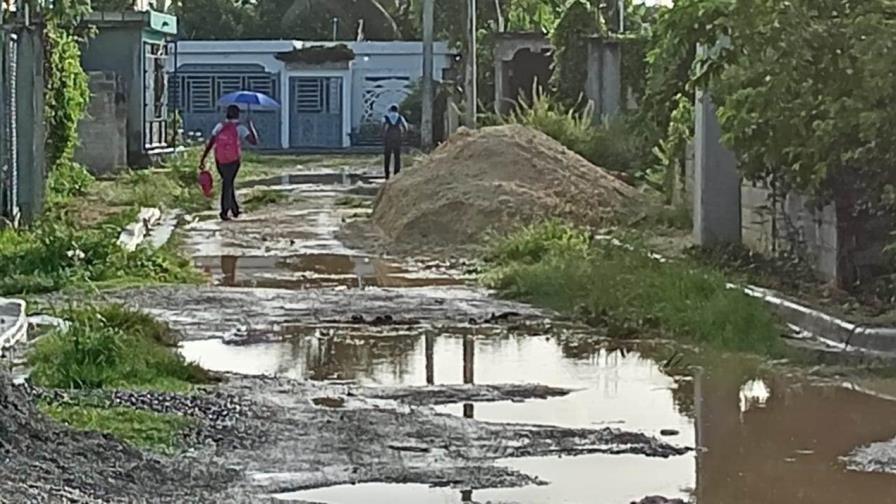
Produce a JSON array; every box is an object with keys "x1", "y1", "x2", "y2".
[{"x1": 216, "y1": 91, "x2": 281, "y2": 112}]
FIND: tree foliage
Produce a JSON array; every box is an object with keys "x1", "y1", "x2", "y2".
[
  {"x1": 550, "y1": 0, "x2": 600, "y2": 107},
  {"x1": 714, "y1": 0, "x2": 896, "y2": 208}
]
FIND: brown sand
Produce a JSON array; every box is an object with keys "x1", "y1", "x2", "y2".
[{"x1": 372, "y1": 124, "x2": 641, "y2": 247}]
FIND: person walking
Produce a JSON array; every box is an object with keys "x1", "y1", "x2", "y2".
[
  {"x1": 200, "y1": 104, "x2": 259, "y2": 221},
  {"x1": 382, "y1": 104, "x2": 408, "y2": 179}
]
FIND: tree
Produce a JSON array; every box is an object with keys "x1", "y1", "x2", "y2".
[{"x1": 550, "y1": 0, "x2": 600, "y2": 107}]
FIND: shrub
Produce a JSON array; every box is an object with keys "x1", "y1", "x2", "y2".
[{"x1": 29, "y1": 304, "x2": 209, "y2": 390}]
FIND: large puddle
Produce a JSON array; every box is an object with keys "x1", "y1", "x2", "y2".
[
  {"x1": 177, "y1": 169, "x2": 896, "y2": 503},
  {"x1": 184, "y1": 334, "x2": 696, "y2": 502},
  {"x1": 183, "y1": 333, "x2": 896, "y2": 503}
]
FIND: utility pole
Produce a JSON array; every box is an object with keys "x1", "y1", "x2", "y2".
[
  {"x1": 465, "y1": 0, "x2": 477, "y2": 128},
  {"x1": 421, "y1": 0, "x2": 434, "y2": 150}
]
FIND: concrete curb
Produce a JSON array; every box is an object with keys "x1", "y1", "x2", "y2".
[
  {"x1": 118, "y1": 207, "x2": 162, "y2": 252},
  {"x1": 147, "y1": 210, "x2": 183, "y2": 250},
  {"x1": 740, "y1": 284, "x2": 896, "y2": 354},
  {"x1": 0, "y1": 297, "x2": 27, "y2": 353}
]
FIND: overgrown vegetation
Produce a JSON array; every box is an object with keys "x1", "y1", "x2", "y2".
[
  {"x1": 243, "y1": 188, "x2": 288, "y2": 211},
  {"x1": 483, "y1": 221, "x2": 783, "y2": 355},
  {"x1": 551, "y1": 0, "x2": 603, "y2": 106},
  {"x1": 505, "y1": 88, "x2": 645, "y2": 173},
  {"x1": 40, "y1": 402, "x2": 192, "y2": 454},
  {"x1": 0, "y1": 215, "x2": 200, "y2": 296},
  {"x1": 0, "y1": 148, "x2": 213, "y2": 296},
  {"x1": 29, "y1": 304, "x2": 210, "y2": 391}
]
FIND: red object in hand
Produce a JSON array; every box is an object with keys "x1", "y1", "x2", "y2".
[{"x1": 198, "y1": 170, "x2": 213, "y2": 198}]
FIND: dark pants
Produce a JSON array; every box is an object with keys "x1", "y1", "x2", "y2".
[
  {"x1": 384, "y1": 141, "x2": 401, "y2": 179},
  {"x1": 217, "y1": 161, "x2": 241, "y2": 218}
]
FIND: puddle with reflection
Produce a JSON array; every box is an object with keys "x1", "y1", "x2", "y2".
[
  {"x1": 243, "y1": 172, "x2": 376, "y2": 189},
  {"x1": 274, "y1": 453, "x2": 694, "y2": 504},
  {"x1": 194, "y1": 253, "x2": 465, "y2": 289},
  {"x1": 184, "y1": 333, "x2": 697, "y2": 502},
  {"x1": 181, "y1": 333, "x2": 896, "y2": 503}
]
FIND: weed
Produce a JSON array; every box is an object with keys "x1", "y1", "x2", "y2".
[
  {"x1": 242, "y1": 188, "x2": 288, "y2": 211},
  {"x1": 505, "y1": 87, "x2": 648, "y2": 174},
  {"x1": 484, "y1": 220, "x2": 592, "y2": 265},
  {"x1": 29, "y1": 304, "x2": 210, "y2": 391},
  {"x1": 40, "y1": 402, "x2": 192, "y2": 454},
  {"x1": 334, "y1": 195, "x2": 369, "y2": 209},
  {"x1": 47, "y1": 161, "x2": 94, "y2": 207},
  {"x1": 483, "y1": 222, "x2": 784, "y2": 355},
  {"x1": 0, "y1": 215, "x2": 201, "y2": 296}
]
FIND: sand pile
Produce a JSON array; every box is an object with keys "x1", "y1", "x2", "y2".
[{"x1": 372, "y1": 125, "x2": 640, "y2": 247}]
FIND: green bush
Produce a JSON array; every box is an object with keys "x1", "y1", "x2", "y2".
[
  {"x1": 29, "y1": 304, "x2": 209, "y2": 390},
  {"x1": 48, "y1": 160, "x2": 94, "y2": 203},
  {"x1": 483, "y1": 222, "x2": 783, "y2": 354}
]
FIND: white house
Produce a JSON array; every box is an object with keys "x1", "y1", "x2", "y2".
[{"x1": 169, "y1": 40, "x2": 457, "y2": 150}]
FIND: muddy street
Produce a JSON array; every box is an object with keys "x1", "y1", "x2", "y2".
[{"x1": 99, "y1": 158, "x2": 896, "y2": 503}]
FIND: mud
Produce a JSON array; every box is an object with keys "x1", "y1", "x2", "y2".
[
  {"x1": 208, "y1": 375, "x2": 689, "y2": 495},
  {"x1": 16, "y1": 160, "x2": 896, "y2": 503},
  {"x1": 106, "y1": 284, "x2": 548, "y2": 342}
]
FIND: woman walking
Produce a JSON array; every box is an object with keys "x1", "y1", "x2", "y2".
[{"x1": 200, "y1": 105, "x2": 259, "y2": 221}]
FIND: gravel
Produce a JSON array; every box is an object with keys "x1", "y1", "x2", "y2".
[{"x1": 0, "y1": 375, "x2": 239, "y2": 503}]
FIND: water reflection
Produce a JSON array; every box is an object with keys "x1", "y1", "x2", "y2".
[
  {"x1": 695, "y1": 362, "x2": 896, "y2": 503},
  {"x1": 183, "y1": 333, "x2": 896, "y2": 502}
]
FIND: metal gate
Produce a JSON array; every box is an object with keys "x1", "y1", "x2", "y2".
[
  {"x1": 289, "y1": 76, "x2": 343, "y2": 148},
  {"x1": 0, "y1": 30, "x2": 18, "y2": 225}
]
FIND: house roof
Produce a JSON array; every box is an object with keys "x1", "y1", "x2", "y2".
[
  {"x1": 175, "y1": 40, "x2": 456, "y2": 56},
  {"x1": 84, "y1": 10, "x2": 177, "y2": 35}
]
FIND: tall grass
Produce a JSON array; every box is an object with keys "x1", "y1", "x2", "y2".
[
  {"x1": 29, "y1": 304, "x2": 210, "y2": 390},
  {"x1": 504, "y1": 87, "x2": 648, "y2": 174},
  {"x1": 483, "y1": 222, "x2": 784, "y2": 355}
]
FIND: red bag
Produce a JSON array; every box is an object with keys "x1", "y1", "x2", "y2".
[
  {"x1": 198, "y1": 169, "x2": 213, "y2": 198},
  {"x1": 214, "y1": 122, "x2": 242, "y2": 164}
]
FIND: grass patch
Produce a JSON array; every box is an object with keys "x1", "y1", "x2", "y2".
[
  {"x1": 29, "y1": 304, "x2": 211, "y2": 391},
  {"x1": 40, "y1": 402, "x2": 192, "y2": 454},
  {"x1": 483, "y1": 222, "x2": 784, "y2": 355},
  {"x1": 242, "y1": 188, "x2": 288, "y2": 211},
  {"x1": 0, "y1": 150, "x2": 208, "y2": 296},
  {"x1": 0, "y1": 216, "x2": 201, "y2": 296},
  {"x1": 334, "y1": 195, "x2": 370, "y2": 209}
]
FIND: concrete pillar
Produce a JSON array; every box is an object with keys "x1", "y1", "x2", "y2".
[
  {"x1": 599, "y1": 40, "x2": 621, "y2": 117},
  {"x1": 585, "y1": 37, "x2": 621, "y2": 120},
  {"x1": 15, "y1": 27, "x2": 45, "y2": 225},
  {"x1": 693, "y1": 88, "x2": 741, "y2": 246},
  {"x1": 493, "y1": 57, "x2": 506, "y2": 114}
]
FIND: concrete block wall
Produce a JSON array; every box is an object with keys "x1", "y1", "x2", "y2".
[
  {"x1": 76, "y1": 71, "x2": 128, "y2": 175},
  {"x1": 741, "y1": 182, "x2": 839, "y2": 282}
]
